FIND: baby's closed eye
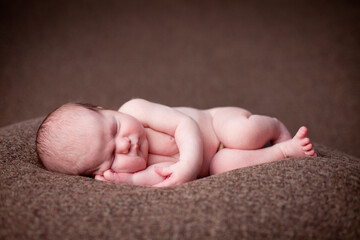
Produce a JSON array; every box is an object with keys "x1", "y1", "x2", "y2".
[{"x1": 113, "y1": 117, "x2": 119, "y2": 136}]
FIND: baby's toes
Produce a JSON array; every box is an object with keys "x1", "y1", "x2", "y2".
[
  {"x1": 305, "y1": 149, "x2": 316, "y2": 156},
  {"x1": 303, "y1": 143, "x2": 313, "y2": 151},
  {"x1": 300, "y1": 137, "x2": 310, "y2": 146},
  {"x1": 295, "y1": 126, "x2": 308, "y2": 139}
]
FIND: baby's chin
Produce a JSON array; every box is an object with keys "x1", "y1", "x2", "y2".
[{"x1": 131, "y1": 158, "x2": 147, "y2": 172}]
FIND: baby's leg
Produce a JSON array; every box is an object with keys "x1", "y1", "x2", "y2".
[
  {"x1": 210, "y1": 126, "x2": 316, "y2": 175},
  {"x1": 211, "y1": 107, "x2": 291, "y2": 150}
]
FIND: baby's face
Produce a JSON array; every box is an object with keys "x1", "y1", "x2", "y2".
[{"x1": 70, "y1": 107, "x2": 149, "y2": 177}]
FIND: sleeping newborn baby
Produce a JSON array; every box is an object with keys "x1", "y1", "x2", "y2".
[{"x1": 36, "y1": 98, "x2": 317, "y2": 187}]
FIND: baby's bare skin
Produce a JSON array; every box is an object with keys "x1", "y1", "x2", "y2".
[
  {"x1": 144, "y1": 107, "x2": 223, "y2": 177},
  {"x1": 95, "y1": 99, "x2": 316, "y2": 186},
  {"x1": 37, "y1": 98, "x2": 317, "y2": 187}
]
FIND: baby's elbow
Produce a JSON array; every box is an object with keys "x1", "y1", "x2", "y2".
[
  {"x1": 128, "y1": 98, "x2": 147, "y2": 104},
  {"x1": 119, "y1": 98, "x2": 147, "y2": 112}
]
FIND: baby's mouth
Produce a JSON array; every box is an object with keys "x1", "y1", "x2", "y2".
[
  {"x1": 133, "y1": 143, "x2": 140, "y2": 151},
  {"x1": 130, "y1": 142, "x2": 141, "y2": 155}
]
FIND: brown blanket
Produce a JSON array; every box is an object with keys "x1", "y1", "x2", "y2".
[{"x1": 1, "y1": 118, "x2": 359, "y2": 239}]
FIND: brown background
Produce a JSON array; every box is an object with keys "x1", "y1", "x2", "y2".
[{"x1": 1, "y1": 0, "x2": 359, "y2": 157}]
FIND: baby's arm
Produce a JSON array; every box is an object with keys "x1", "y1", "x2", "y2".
[
  {"x1": 119, "y1": 99, "x2": 203, "y2": 187},
  {"x1": 95, "y1": 162, "x2": 174, "y2": 186}
]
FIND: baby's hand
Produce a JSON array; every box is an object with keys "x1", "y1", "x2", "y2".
[
  {"x1": 95, "y1": 170, "x2": 133, "y2": 184},
  {"x1": 95, "y1": 163, "x2": 174, "y2": 186},
  {"x1": 153, "y1": 161, "x2": 197, "y2": 187},
  {"x1": 94, "y1": 174, "x2": 107, "y2": 181}
]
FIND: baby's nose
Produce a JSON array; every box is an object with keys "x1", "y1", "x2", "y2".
[{"x1": 116, "y1": 137, "x2": 130, "y2": 154}]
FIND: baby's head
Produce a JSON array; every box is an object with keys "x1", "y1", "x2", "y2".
[
  {"x1": 36, "y1": 103, "x2": 102, "y2": 175},
  {"x1": 36, "y1": 103, "x2": 149, "y2": 177}
]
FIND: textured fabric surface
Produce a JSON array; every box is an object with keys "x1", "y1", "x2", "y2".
[
  {"x1": 0, "y1": 0, "x2": 359, "y2": 157},
  {"x1": 1, "y1": 118, "x2": 359, "y2": 240}
]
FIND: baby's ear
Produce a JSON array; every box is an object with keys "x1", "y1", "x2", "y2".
[{"x1": 94, "y1": 174, "x2": 107, "y2": 181}]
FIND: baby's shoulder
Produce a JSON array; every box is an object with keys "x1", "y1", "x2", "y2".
[{"x1": 118, "y1": 98, "x2": 154, "y2": 112}]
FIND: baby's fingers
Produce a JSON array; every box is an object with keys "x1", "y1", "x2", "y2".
[
  {"x1": 154, "y1": 166, "x2": 173, "y2": 177},
  {"x1": 153, "y1": 177, "x2": 175, "y2": 188},
  {"x1": 95, "y1": 174, "x2": 107, "y2": 181},
  {"x1": 103, "y1": 170, "x2": 133, "y2": 184},
  {"x1": 103, "y1": 170, "x2": 117, "y2": 181}
]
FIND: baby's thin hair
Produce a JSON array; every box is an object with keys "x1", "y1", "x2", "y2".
[
  {"x1": 36, "y1": 102, "x2": 100, "y2": 174},
  {"x1": 75, "y1": 103, "x2": 101, "y2": 112}
]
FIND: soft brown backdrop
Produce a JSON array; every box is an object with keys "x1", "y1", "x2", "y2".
[{"x1": 1, "y1": 0, "x2": 359, "y2": 157}]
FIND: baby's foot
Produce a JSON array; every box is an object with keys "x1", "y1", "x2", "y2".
[{"x1": 279, "y1": 126, "x2": 317, "y2": 158}]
